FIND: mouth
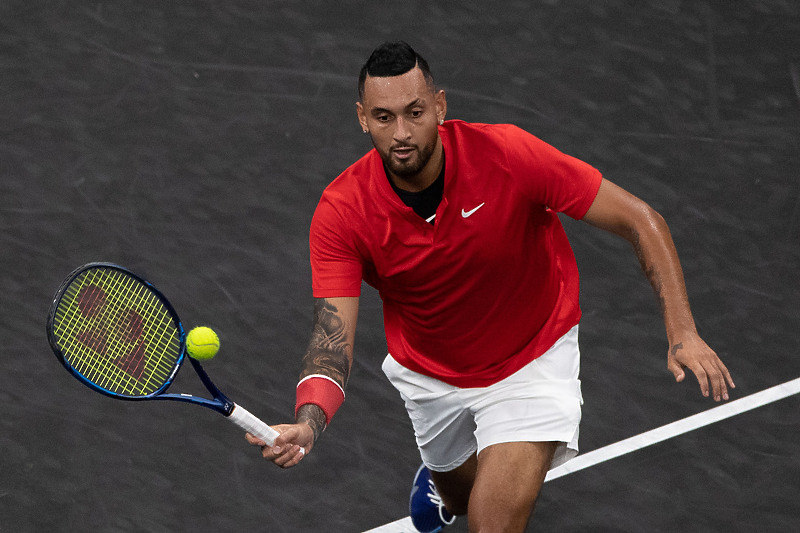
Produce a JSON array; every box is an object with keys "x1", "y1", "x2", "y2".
[{"x1": 391, "y1": 146, "x2": 416, "y2": 160}]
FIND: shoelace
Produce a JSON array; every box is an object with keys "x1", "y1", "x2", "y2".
[{"x1": 427, "y1": 479, "x2": 456, "y2": 526}]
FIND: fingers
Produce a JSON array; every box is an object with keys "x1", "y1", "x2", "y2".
[
  {"x1": 245, "y1": 425, "x2": 311, "y2": 469},
  {"x1": 689, "y1": 359, "x2": 735, "y2": 401},
  {"x1": 245, "y1": 432, "x2": 266, "y2": 446},
  {"x1": 690, "y1": 364, "x2": 712, "y2": 399},
  {"x1": 667, "y1": 359, "x2": 685, "y2": 383},
  {"x1": 709, "y1": 358, "x2": 735, "y2": 400},
  {"x1": 263, "y1": 442, "x2": 306, "y2": 468},
  {"x1": 696, "y1": 356, "x2": 736, "y2": 401},
  {"x1": 669, "y1": 341, "x2": 735, "y2": 402},
  {"x1": 720, "y1": 361, "x2": 736, "y2": 390}
]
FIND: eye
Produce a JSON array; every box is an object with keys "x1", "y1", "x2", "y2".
[{"x1": 410, "y1": 109, "x2": 423, "y2": 119}]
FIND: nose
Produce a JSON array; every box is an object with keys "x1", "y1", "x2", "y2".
[{"x1": 393, "y1": 116, "x2": 412, "y2": 142}]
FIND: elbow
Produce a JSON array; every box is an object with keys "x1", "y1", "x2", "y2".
[
  {"x1": 642, "y1": 203, "x2": 669, "y2": 234},
  {"x1": 628, "y1": 202, "x2": 671, "y2": 246}
]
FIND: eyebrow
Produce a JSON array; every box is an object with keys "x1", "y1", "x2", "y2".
[{"x1": 370, "y1": 98, "x2": 426, "y2": 116}]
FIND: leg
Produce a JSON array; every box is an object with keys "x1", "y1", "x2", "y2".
[
  {"x1": 429, "y1": 452, "x2": 478, "y2": 516},
  {"x1": 468, "y1": 441, "x2": 557, "y2": 533}
]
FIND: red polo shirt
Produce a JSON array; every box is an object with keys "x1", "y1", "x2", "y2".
[{"x1": 310, "y1": 120, "x2": 602, "y2": 387}]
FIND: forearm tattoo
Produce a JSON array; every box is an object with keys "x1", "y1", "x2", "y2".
[
  {"x1": 296, "y1": 300, "x2": 353, "y2": 435},
  {"x1": 296, "y1": 404, "x2": 326, "y2": 442},
  {"x1": 300, "y1": 299, "x2": 353, "y2": 387}
]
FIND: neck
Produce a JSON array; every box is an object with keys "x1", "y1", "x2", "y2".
[{"x1": 389, "y1": 139, "x2": 444, "y2": 193}]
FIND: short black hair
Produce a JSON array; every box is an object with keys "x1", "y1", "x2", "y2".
[{"x1": 358, "y1": 41, "x2": 435, "y2": 100}]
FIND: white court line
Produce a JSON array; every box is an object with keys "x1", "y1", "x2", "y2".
[
  {"x1": 545, "y1": 377, "x2": 800, "y2": 481},
  {"x1": 364, "y1": 517, "x2": 417, "y2": 533},
  {"x1": 364, "y1": 377, "x2": 800, "y2": 533}
]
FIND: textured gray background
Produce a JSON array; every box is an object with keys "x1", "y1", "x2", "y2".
[{"x1": 2, "y1": 1, "x2": 799, "y2": 531}]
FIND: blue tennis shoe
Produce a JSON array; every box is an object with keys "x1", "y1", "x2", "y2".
[{"x1": 409, "y1": 464, "x2": 456, "y2": 533}]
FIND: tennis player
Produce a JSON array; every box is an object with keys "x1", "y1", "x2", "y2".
[{"x1": 247, "y1": 41, "x2": 734, "y2": 532}]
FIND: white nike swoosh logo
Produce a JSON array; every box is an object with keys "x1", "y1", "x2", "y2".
[{"x1": 461, "y1": 203, "x2": 485, "y2": 218}]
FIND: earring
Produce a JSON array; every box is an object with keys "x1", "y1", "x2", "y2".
[{"x1": 439, "y1": 119, "x2": 444, "y2": 125}]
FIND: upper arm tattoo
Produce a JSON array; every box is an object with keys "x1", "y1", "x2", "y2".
[{"x1": 299, "y1": 299, "x2": 353, "y2": 389}]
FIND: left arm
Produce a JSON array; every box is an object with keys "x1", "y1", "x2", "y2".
[{"x1": 582, "y1": 178, "x2": 734, "y2": 401}]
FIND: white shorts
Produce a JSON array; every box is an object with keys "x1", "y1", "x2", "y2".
[{"x1": 382, "y1": 326, "x2": 583, "y2": 473}]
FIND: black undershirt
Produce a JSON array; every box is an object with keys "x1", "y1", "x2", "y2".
[{"x1": 387, "y1": 157, "x2": 445, "y2": 224}]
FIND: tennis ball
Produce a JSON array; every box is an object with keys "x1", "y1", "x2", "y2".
[{"x1": 186, "y1": 326, "x2": 220, "y2": 360}]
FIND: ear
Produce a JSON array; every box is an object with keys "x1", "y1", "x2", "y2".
[
  {"x1": 356, "y1": 101, "x2": 368, "y2": 133},
  {"x1": 435, "y1": 90, "x2": 447, "y2": 124}
]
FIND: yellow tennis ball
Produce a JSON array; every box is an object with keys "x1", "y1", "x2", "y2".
[{"x1": 186, "y1": 326, "x2": 220, "y2": 360}]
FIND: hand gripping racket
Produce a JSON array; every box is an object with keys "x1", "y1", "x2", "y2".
[{"x1": 46, "y1": 262, "x2": 289, "y2": 450}]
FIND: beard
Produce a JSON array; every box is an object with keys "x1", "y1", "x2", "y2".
[{"x1": 381, "y1": 138, "x2": 437, "y2": 178}]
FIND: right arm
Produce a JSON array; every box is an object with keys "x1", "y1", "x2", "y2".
[{"x1": 247, "y1": 296, "x2": 359, "y2": 468}]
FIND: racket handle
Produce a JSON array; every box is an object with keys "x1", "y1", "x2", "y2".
[{"x1": 228, "y1": 403, "x2": 305, "y2": 455}]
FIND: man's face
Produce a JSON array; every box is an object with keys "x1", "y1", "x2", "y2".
[{"x1": 357, "y1": 67, "x2": 446, "y2": 181}]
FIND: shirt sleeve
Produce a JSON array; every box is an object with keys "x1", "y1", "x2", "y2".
[
  {"x1": 502, "y1": 124, "x2": 602, "y2": 219},
  {"x1": 309, "y1": 193, "x2": 364, "y2": 298}
]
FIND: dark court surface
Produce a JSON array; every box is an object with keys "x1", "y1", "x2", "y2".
[{"x1": 3, "y1": 1, "x2": 800, "y2": 531}]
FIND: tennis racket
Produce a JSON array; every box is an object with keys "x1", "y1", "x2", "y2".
[{"x1": 46, "y1": 262, "x2": 287, "y2": 450}]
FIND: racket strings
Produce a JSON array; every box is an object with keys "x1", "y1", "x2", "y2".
[
  {"x1": 56, "y1": 270, "x2": 144, "y2": 393},
  {"x1": 80, "y1": 270, "x2": 175, "y2": 394},
  {"x1": 73, "y1": 273, "x2": 141, "y2": 391},
  {"x1": 51, "y1": 267, "x2": 181, "y2": 397}
]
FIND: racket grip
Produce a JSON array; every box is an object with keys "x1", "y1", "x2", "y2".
[{"x1": 228, "y1": 403, "x2": 305, "y2": 455}]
